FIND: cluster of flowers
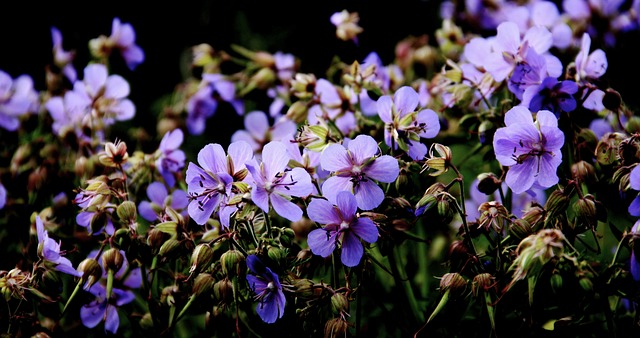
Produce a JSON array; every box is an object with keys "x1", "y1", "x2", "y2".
[{"x1": 3, "y1": 1, "x2": 640, "y2": 336}]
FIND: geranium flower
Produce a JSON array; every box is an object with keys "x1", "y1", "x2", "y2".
[
  {"x1": 231, "y1": 111, "x2": 297, "y2": 155},
  {"x1": 246, "y1": 141, "x2": 313, "y2": 222},
  {"x1": 522, "y1": 77, "x2": 578, "y2": 115},
  {"x1": 108, "y1": 17, "x2": 145, "y2": 70},
  {"x1": 155, "y1": 128, "x2": 186, "y2": 188},
  {"x1": 307, "y1": 191, "x2": 379, "y2": 267},
  {"x1": 138, "y1": 182, "x2": 188, "y2": 222},
  {"x1": 35, "y1": 216, "x2": 82, "y2": 277},
  {"x1": 493, "y1": 107, "x2": 564, "y2": 194},
  {"x1": 51, "y1": 27, "x2": 77, "y2": 82},
  {"x1": 320, "y1": 134, "x2": 399, "y2": 210},
  {"x1": 377, "y1": 86, "x2": 440, "y2": 160},
  {"x1": 0, "y1": 70, "x2": 38, "y2": 131},
  {"x1": 627, "y1": 165, "x2": 640, "y2": 217},
  {"x1": 630, "y1": 220, "x2": 640, "y2": 281},
  {"x1": 186, "y1": 74, "x2": 244, "y2": 135},
  {"x1": 246, "y1": 254, "x2": 286, "y2": 324}
]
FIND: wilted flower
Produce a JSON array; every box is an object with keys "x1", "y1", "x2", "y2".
[
  {"x1": 330, "y1": 10, "x2": 363, "y2": 44},
  {"x1": 246, "y1": 254, "x2": 286, "y2": 324},
  {"x1": 98, "y1": 140, "x2": 129, "y2": 167},
  {"x1": 307, "y1": 191, "x2": 379, "y2": 267}
]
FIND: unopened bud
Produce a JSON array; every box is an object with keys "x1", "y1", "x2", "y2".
[
  {"x1": 101, "y1": 248, "x2": 124, "y2": 272},
  {"x1": 220, "y1": 249, "x2": 246, "y2": 278},
  {"x1": 293, "y1": 278, "x2": 316, "y2": 299},
  {"x1": 190, "y1": 244, "x2": 215, "y2": 275},
  {"x1": 578, "y1": 277, "x2": 593, "y2": 294},
  {"x1": 439, "y1": 272, "x2": 467, "y2": 298},
  {"x1": 78, "y1": 258, "x2": 103, "y2": 289},
  {"x1": 213, "y1": 278, "x2": 234, "y2": 305},
  {"x1": 158, "y1": 238, "x2": 182, "y2": 258},
  {"x1": 571, "y1": 161, "x2": 596, "y2": 183},
  {"x1": 267, "y1": 247, "x2": 287, "y2": 268},
  {"x1": 626, "y1": 117, "x2": 640, "y2": 134},
  {"x1": 280, "y1": 228, "x2": 296, "y2": 247},
  {"x1": 509, "y1": 219, "x2": 533, "y2": 240},
  {"x1": 330, "y1": 293, "x2": 349, "y2": 314},
  {"x1": 602, "y1": 88, "x2": 622, "y2": 112},
  {"x1": 544, "y1": 189, "x2": 570, "y2": 218},
  {"x1": 192, "y1": 273, "x2": 216, "y2": 297},
  {"x1": 139, "y1": 312, "x2": 154, "y2": 331},
  {"x1": 117, "y1": 201, "x2": 137, "y2": 223},
  {"x1": 521, "y1": 205, "x2": 546, "y2": 229},
  {"x1": 550, "y1": 273, "x2": 563, "y2": 294},
  {"x1": 476, "y1": 173, "x2": 502, "y2": 195},
  {"x1": 471, "y1": 273, "x2": 494, "y2": 297},
  {"x1": 324, "y1": 318, "x2": 350, "y2": 338}
]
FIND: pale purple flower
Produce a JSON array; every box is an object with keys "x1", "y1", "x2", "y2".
[
  {"x1": 186, "y1": 74, "x2": 244, "y2": 135},
  {"x1": 377, "y1": 86, "x2": 440, "y2": 160},
  {"x1": 0, "y1": 70, "x2": 38, "y2": 131},
  {"x1": 138, "y1": 182, "x2": 189, "y2": 222},
  {"x1": 522, "y1": 77, "x2": 578, "y2": 115},
  {"x1": 575, "y1": 33, "x2": 608, "y2": 82},
  {"x1": 45, "y1": 83, "x2": 93, "y2": 141},
  {"x1": 75, "y1": 205, "x2": 116, "y2": 236},
  {"x1": 0, "y1": 182, "x2": 5, "y2": 209},
  {"x1": 465, "y1": 179, "x2": 546, "y2": 221},
  {"x1": 73, "y1": 64, "x2": 135, "y2": 125},
  {"x1": 231, "y1": 111, "x2": 297, "y2": 155},
  {"x1": 36, "y1": 216, "x2": 82, "y2": 277},
  {"x1": 185, "y1": 144, "x2": 235, "y2": 226},
  {"x1": 108, "y1": 17, "x2": 145, "y2": 70},
  {"x1": 51, "y1": 27, "x2": 77, "y2": 82},
  {"x1": 80, "y1": 249, "x2": 141, "y2": 334},
  {"x1": 246, "y1": 254, "x2": 286, "y2": 324},
  {"x1": 320, "y1": 135, "x2": 400, "y2": 210},
  {"x1": 274, "y1": 52, "x2": 296, "y2": 82},
  {"x1": 627, "y1": 165, "x2": 640, "y2": 216},
  {"x1": 307, "y1": 79, "x2": 358, "y2": 136},
  {"x1": 507, "y1": 47, "x2": 552, "y2": 100},
  {"x1": 630, "y1": 220, "x2": 640, "y2": 281},
  {"x1": 493, "y1": 107, "x2": 564, "y2": 194},
  {"x1": 307, "y1": 191, "x2": 379, "y2": 267},
  {"x1": 246, "y1": 141, "x2": 314, "y2": 222},
  {"x1": 155, "y1": 128, "x2": 186, "y2": 187}
]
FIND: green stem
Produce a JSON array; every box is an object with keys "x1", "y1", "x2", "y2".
[
  {"x1": 61, "y1": 279, "x2": 83, "y2": 316},
  {"x1": 389, "y1": 246, "x2": 423, "y2": 323}
]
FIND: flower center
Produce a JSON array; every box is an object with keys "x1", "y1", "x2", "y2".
[{"x1": 339, "y1": 220, "x2": 350, "y2": 231}]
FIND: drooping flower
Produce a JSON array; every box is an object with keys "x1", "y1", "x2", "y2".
[
  {"x1": 0, "y1": 70, "x2": 39, "y2": 131},
  {"x1": 246, "y1": 141, "x2": 314, "y2": 222},
  {"x1": 185, "y1": 144, "x2": 234, "y2": 225},
  {"x1": 35, "y1": 216, "x2": 82, "y2": 277},
  {"x1": 493, "y1": 107, "x2": 564, "y2": 194},
  {"x1": 246, "y1": 254, "x2": 286, "y2": 324},
  {"x1": 138, "y1": 182, "x2": 189, "y2": 222},
  {"x1": 307, "y1": 191, "x2": 379, "y2": 267},
  {"x1": 155, "y1": 128, "x2": 186, "y2": 187},
  {"x1": 80, "y1": 249, "x2": 141, "y2": 334},
  {"x1": 320, "y1": 135, "x2": 400, "y2": 210},
  {"x1": 377, "y1": 86, "x2": 440, "y2": 160}
]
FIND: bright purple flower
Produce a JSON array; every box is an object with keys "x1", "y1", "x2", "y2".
[
  {"x1": 246, "y1": 141, "x2": 314, "y2": 222},
  {"x1": 186, "y1": 74, "x2": 244, "y2": 135},
  {"x1": 185, "y1": 144, "x2": 235, "y2": 225},
  {"x1": 231, "y1": 111, "x2": 297, "y2": 155},
  {"x1": 108, "y1": 17, "x2": 145, "y2": 70},
  {"x1": 0, "y1": 182, "x2": 6, "y2": 209},
  {"x1": 630, "y1": 220, "x2": 640, "y2": 281},
  {"x1": 320, "y1": 135, "x2": 400, "y2": 210},
  {"x1": 138, "y1": 182, "x2": 189, "y2": 222},
  {"x1": 507, "y1": 47, "x2": 550, "y2": 100},
  {"x1": 0, "y1": 70, "x2": 38, "y2": 131},
  {"x1": 246, "y1": 254, "x2": 286, "y2": 324},
  {"x1": 155, "y1": 128, "x2": 186, "y2": 187},
  {"x1": 627, "y1": 165, "x2": 640, "y2": 216},
  {"x1": 80, "y1": 249, "x2": 141, "y2": 334},
  {"x1": 51, "y1": 27, "x2": 77, "y2": 82},
  {"x1": 307, "y1": 191, "x2": 379, "y2": 267},
  {"x1": 377, "y1": 86, "x2": 440, "y2": 160},
  {"x1": 73, "y1": 64, "x2": 135, "y2": 125},
  {"x1": 36, "y1": 216, "x2": 82, "y2": 277},
  {"x1": 523, "y1": 77, "x2": 578, "y2": 114},
  {"x1": 493, "y1": 107, "x2": 564, "y2": 194}
]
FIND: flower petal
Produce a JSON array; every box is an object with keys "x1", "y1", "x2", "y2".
[
  {"x1": 270, "y1": 193, "x2": 303, "y2": 222},
  {"x1": 351, "y1": 217, "x2": 379, "y2": 243},
  {"x1": 320, "y1": 143, "x2": 351, "y2": 172},
  {"x1": 307, "y1": 227, "x2": 338, "y2": 258},
  {"x1": 354, "y1": 180, "x2": 384, "y2": 210},
  {"x1": 365, "y1": 155, "x2": 399, "y2": 183},
  {"x1": 340, "y1": 232, "x2": 364, "y2": 267}
]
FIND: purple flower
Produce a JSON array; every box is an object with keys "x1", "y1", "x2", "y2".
[
  {"x1": 155, "y1": 128, "x2": 186, "y2": 187},
  {"x1": 0, "y1": 70, "x2": 38, "y2": 131},
  {"x1": 138, "y1": 182, "x2": 189, "y2": 222},
  {"x1": 51, "y1": 27, "x2": 77, "y2": 82},
  {"x1": 186, "y1": 74, "x2": 244, "y2": 135},
  {"x1": 465, "y1": 179, "x2": 546, "y2": 221},
  {"x1": 246, "y1": 254, "x2": 286, "y2": 324},
  {"x1": 36, "y1": 216, "x2": 82, "y2": 277},
  {"x1": 493, "y1": 107, "x2": 564, "y2": 194},
  {"x1": 108, "y1": 17, "x2": 145, "y2": 70},
  {"x1": 630, "y1": 220, "x2": 640, "y2": 281},
  {"x1": 186, "y1": 144, "x2": 235, "y2": 226},
  {"x1": 377, "y1": 86, "x2": 440, "y2": 160},
  {"x1": 246, "y1": 141, "x2": 314, "y2": 222},
  {"x1": 231, "y1": 110, "x2": 297, "y2": 155},
  {"x1": 627, "y1": 165, "x2": 640, "y2": 216},
  {"x1": 575, "y1": 33, "x2": 608, "y2": 82},
  {"x1": 522, "y1": 77, "x2": 578, "y2": 115},
  {"x1": 0, "y1": 182, "x2": 6, "y2": 210},
  {"x1": 307, "y1": 191, "x2": 379, "y2": 267},
  {"x1": 45, "y1": 83, "x2": 93, "y2": 141},
  {"x1": 73, "y1": 64, "x2": 135, "y2": 125},
  {"x1": 320, "y1": 135, "x2": 400, "y2": 210},
  {"x1": 80, "y1": 249, "x2": 141, "y2": 334},
  {"x1": 307, "y1": 79, "x2": 358, "y2": 136}
]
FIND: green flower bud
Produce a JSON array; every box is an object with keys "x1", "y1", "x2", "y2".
[
  {"x1": 521, "y1": 206, "x2": 546, "y2": 229},
  {"x1": 550, "y1": 273, "x2": 563, "y2": 294},
  {"x1": 158, "y1": 238, "x2": 182, "y2": 258},
  {"x1": 439, "y1": 272, "x2": 468, "y2": 298},
  {"x1": 509, "y1": 219, "x2": 533, "y2": 240},
  {"x1": 192, "y1": 273, "x2": 216, "y2": 297},
  {"x1": 101, "y1": 248, "x2": 124, "y2": 272},
  {"x1": 220, "y1": 249, "x2": 246, "y2": 278},
  {"x1": 161, "y1": 285, "x2": 179, "y2": 306},
  {"x1": 331, "y1": 293, "x2": 349, "y2": 315},
  {"x1": 626, "y1": 117, "x2": 640, "y2": 134},
  {"x1": 190, "y1": 244, "x2": 215, "y2": 275},
  {"x1": 573, "y1": 196, "x2": 597, "y2": 228},
  {"x1": 213, "y1": 278, "x2": 234, "y2": 305},
  {"x1": 578, "y1": 277, "x2": 593, "y2": 294},
  {"x1": 78, "y1": 258, "x2": 103, "y2": 289},
  {"x1": 292, "y1": 278, "x2": 316, "y2": 299},
  {"x1": 544, "y1": 189, "x2": 570, "y2": 218},
  {"x1": 280, "y1": 228, "x2": 296, "y2": 247},
  {"x1": 116, "y1": 201, "x2": 137, "y2": 223},
  {"x1": 267, "y1": 247, "x2": 287, "y2": 268},
  {"x1": 285, "y1": 100, "x2": 310, "y2": 124},
  {"x1": 139, "y1": 312, "x2": 154, "y2": 331}
]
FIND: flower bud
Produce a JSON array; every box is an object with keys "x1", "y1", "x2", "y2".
[
  {"x1": 78, "y1": 258, "x2": 103, "y2": 289},
  {"x1": 521, "y1": 205, "x2": 546, "y2": 229},
  {"x1": 114, "y1": 228, "x2": 131, "y2": 248},
  {"x1": 544, "y1": 189, "x2": 570, "y2": 218},
  {"x1": 330, "y1": 293, "x2": 349, "y2": 315},
  {"x1": 476, "y1": 173, "x2": 502, "y2": 195},
  {"x1": 578, "y1": 277, "x2": 593, "y2": 294},
  {"x1": 213, "y1": 278, "x2": 234, "y2": 305},
  {"x1": 161, "y1": 285, "x2": 179, "y2": 306},
  {"x1": 158, "y1": 238, "x2": 182, "y2": 258},
  {"x1": 324, "y1": 318, "x2": 350, "y2": 338},
  {"x1": 146, "y1": 228, "x2": 169, "y2": 253},
  {"x1": 550, "y1": 273, "x2": 563, "y2": 294},
  {"x1": 292, "y1": 278, "x2": 316, "y2": 299},
  {"x1": 571, "y1": 161, "x2": 596, "y2": 184},
  {"x1": 116, "y1": 201, "x2": 137, "y2": 223},
  {"x1": 139, "y1": 312, "x2": 154, "y2": 331},
  {"x1": 602, "y1": 88, "x2": 622, "y2": 112},
  {"x1": 267, "y1": 246, "x2": 287, "y2": 268},
  {"x1": 192, "y1": 273, "x2": 216, "y2": 297},
  {"x1": 509, "y1": 219, "x2": 533, "y2": 240},
  {"x1": 573, "y1": 195, "x2": 597, "y2": 229},
  {"x1": 280, "y1": 228, "x2": 296, "y2": 247},
  {"x1": 220, "y1": 249, "x2": 246, "y2": 278},
  {"x1": 471, "y1": 273, "x2": 494, "y2": 297},
  {"x1": 439, "y1": 272, "x2": 467, "y2": 298},
  {"x1": 190, "y1": 244, "x2": 215, "y2": 275},
  {"x1": 102, "y1": 248, "x2": 124, "y2": 272}
]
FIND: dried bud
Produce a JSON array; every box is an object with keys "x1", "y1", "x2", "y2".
[
  {"x1": 292, "y1": 278, "x2": 316, "y2": 299},
  {"x1": 331, "y1": 10, "x2": 363, "y2": 42},
  {"x1": 324, "y1": 317, "x2": 350, "y2": 338},
  {"x1": 472, "y1": 273, "x2": 494, "y2": 297},
  {"x1": 146, "y1": 228, "x2": 169, "y2": 252},
  {"x1": 595, "y1": 132, "x2": 624, "y2": 165},
  {"x1": 521, "y1": 205, "x2": 546, "y2": 229},
  {"x1": 78, "y1": 258, "x2": 103, "y2": 289},
  {"x1": 101, "y1": 248, "x2": 124, "y2": 272},
  {"x1": 190, "y1": 244, "x2": 215, "y2": 275},
  {"x1": 439, "y1": 272, "x2": 468, "y2": 298},
  {"x1": 476, "y1": 173, "x2": 502, "y2": 195},
  {"x1": 330, "y1": 293, "x2": 349, "y2": 315},
  {"x1": 99, "y1": 140, "x2": 129, "y2": 167},
  {"x1": 423, "y1": 143, "x2": 453, "y2": 176},
  {"x1": 544, "y1": 189, "x2": 570, "y2": 218},
  {"x1": 192, "y1": 273, "x2": 216, "y2": 297},
  {"x1": 220, "y1": 249, "x2": 246, "y2": 278},
  {"x1": 573, "y1": 195, "x2": 598, "y2": 228}
]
